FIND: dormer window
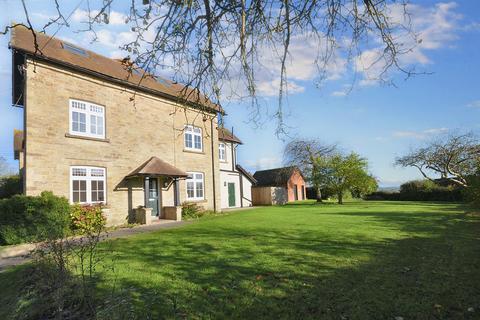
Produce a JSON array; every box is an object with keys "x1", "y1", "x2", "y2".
[
  {"x1": 184, "y1": 125, "x2": 202, "y2": 151},
  {"x1": 69, "y1": 99, "x2": 105, "y2": 139}
]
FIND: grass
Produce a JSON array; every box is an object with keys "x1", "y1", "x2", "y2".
[{"x1": 1, "y1": 201, "x2": 480, "y2": 319}]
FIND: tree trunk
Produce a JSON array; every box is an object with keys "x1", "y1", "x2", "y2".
[
  {"x1": 338, "y1": 192, "x2": 343, "y2": 204},
  {"x1": 316, "y1": 185, "x2": 322, "y2": 202}
]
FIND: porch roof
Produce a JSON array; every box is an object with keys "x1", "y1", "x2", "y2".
[{"x1": 127, "y1": 156, "x2": 188, "y2": 178}]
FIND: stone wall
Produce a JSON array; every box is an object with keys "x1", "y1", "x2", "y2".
[{"x1": 24, "y1": 59, "x2": 221, "y2": 226}]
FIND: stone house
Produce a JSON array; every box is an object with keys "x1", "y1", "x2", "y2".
[
  {"x1": 9, "y1": 25, "x2": 232, "y2": 226},
  {"x1": 218, "y1": 128, "x2": 256, "y2": 209},
  {"x1": 252, "y1": 167, "x2": 306, "y2": 205}
]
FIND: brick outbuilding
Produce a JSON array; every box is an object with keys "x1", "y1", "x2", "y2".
[{"x1": 252, "y1": 167, "x2": 306, "y2": 205}]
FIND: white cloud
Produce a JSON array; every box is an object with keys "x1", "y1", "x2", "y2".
[
  {"x1": 331, "y1": 90, "x2": 347, "y2": 97},
  {"x1": 467, "y1": 100, "x2": 480, "y2": 108},
  {"x1": 72, "y1": 9, "x2": 127, "y2": 25},
  {"x1": 256, "y1": 79, "x2": 305, "y2": 97},
  {"x1": 355, "y1": 2, "x2": 462, "y2": 86},
  {"x1": 393, "y1": 127, "x2": 448, "y2": 139},
  {"x1": 245, "y1": 156, "x2": 282, "y2": 171}
]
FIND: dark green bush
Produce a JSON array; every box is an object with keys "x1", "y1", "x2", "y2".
[
  {"x1": 0, "y1": 175, "x2": 23, "y2": 199},
  {"x1": 365, "y1": 180, "x2": 464, "y2": 202},
  {"x1": 0, "y1": 191, "x2": 71, "y2": 245}
]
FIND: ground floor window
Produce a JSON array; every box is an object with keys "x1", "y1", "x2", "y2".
[
  {"x1": 186, "y1": 172, "x2": 204, "y2": 200},
  {"x1": 70, "y1": 166, "x2": 106, "y2": 204}
]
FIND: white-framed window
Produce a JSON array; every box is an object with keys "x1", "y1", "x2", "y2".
[
  {"x1": 70, "y1": 166, "x2": 106, "y2": 204},
  {"x1": 219, "y1": 142, "x2": 226, "y2": 161},
  {"x1": 69, "y1": 99, "x2": 105, "y2": 139},
  {"x1": 184, "y1": 125, "x2": 202, "y2": 151},
  {"x1": 186, "y1": 172, "x2": 204, "y2": 200}
]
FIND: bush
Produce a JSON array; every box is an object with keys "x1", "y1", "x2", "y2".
[
  {"x1": 365, "y1": 179, "x2": 464, "y2": 202},
  {"x1": 181, "y1": 202, "x2": 204, "y2": 219},
  {"x1": 0, "y1": 191, "x2": 71, "y2": 245},
  {"x1": 0, "y1": 175, "x2": 22, "y2": 199},
  {"x1": 71, "y1": 204, "x2": 106, "y2": 235}
]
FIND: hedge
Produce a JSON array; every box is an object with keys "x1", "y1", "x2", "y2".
[
  {"x1": 0, "y1": 191, "x2": 72, "y2": 245},
  {"x1": 0, "y1": 175, "x2": 23, "y2": 199}
]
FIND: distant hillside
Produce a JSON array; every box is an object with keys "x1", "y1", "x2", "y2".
[{"x1": 378, "y1": 186, "x2": 400, "y2": 193}]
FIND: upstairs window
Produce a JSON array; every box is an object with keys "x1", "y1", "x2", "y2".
[
  {"x1": 69, "y1": 99, "x2": 105, "y2": 139},
  {"x1": 184, "y1": 125, "x2": 202, "y2": 151},
  {"x1": 186, "y1": 172, "x2": 204, "y2": 200},
  {"x1": 71, "y1": 166, "x2": 106, "y2": 204},
  {"x1": 219, "y1": 143, "x2": 226, "y2": 161}
]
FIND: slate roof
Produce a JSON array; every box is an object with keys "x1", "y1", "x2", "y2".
[
  {"x1": 10, "y1": 25, "x2": 223, "y2": 114},
  {"x1": 253, "y1": 166, "x2": 301, "y2": 187},
  {"x1": 236, "y1": 164, "x2": 257, "y2": 184},
  {"x1": 127, "y1": 156, "x2": 188, "y2": 178}
]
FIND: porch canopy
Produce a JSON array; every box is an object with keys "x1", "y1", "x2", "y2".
[
  {"x1": 126, "y1": 156, "x2": 188, "y2": 209},
  {"x1": 126, "y1": 156, "x2": 188, "y2": 179}
]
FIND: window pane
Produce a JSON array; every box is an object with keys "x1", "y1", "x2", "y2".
[
  {"x1": 185, "y1": 133, "x2": 192, "y2": 148},
  {"x1": 98, "y1": 180, "x2": 104, "y2": 190},
  {"x1": 98, "y1": 191, "x2": 104, "y2": 201},
  {"x1": 73, "y1": 191, "x2": 79, "y2": 203},
  {"x1": 92, "y1": 191, "x2": 98, "y2": 202},
  {"x1": 73, "y1": 180, "x2": 79, "y2": 191},
  {"x1": 80, "y1": 191, "x2": 87, "y2": 202},
  {"x1": 90, "y1": 115, "x2": 97, "y2": 134},
  {"x1": 97, "y1": 117, "x2": 104, "y2": 135},
  {"x1": 194, "y1": 135, "x2": 201, "y2": 149},
  {"x1": 196, "y1": 182, "x2": 203, "y2": 198}
]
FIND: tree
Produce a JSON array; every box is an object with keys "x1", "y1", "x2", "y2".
[
  {"x1": 284, "y1": 139, "x2": 336, "y2": 202},
  {"x1": 395, "y1": 132, "x2": 480, "y2": 187},
  {"x1": 314, "y1": 152, "x2": 376, "y2": 204},
  {"x1": 3, "y1": 0, "x2": 421, "y2": 134}
]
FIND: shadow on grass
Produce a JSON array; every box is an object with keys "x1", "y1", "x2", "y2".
[{"x1": 1, "y1": 204, "x2": 479, "y2": 319}]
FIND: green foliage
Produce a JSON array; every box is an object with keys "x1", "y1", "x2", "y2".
[
  {"x1": 71, "y1": 204, "x2": 106, "y2": 235},
  {"x1": 0, "y1": 191, "x2": 71, "y2": 245},
  {"x1": 464, "y1": 175, "x2": 480, "y2": 207},
  {"x1": 181, "y1": 202, "x2": 207, "y2": 219},
  {"x1": 0, "y1": 175, "x2": 22, "y2": 199},
  {"x1": 366, "y1": 179, "x2": 464, "y2": 202},
  {"x1": 314, "y1": 152, "x2": 377, "y2": 204}
]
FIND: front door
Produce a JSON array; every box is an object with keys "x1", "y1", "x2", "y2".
[
  {"x1": 228, "y1": 183, "x2": 236, "y2": 207},
  {"x1": 148, "y1": 178, "x2": 159, "y2": 216}
]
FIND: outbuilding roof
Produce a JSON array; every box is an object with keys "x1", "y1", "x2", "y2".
[
  {"x1": 9, "y1": 25, "x2": 223, "y2": 114},
  {"x1": 253, "y1": 166, "x2": 303, "y2": 187},
  {"x1": 127, "y1": 156, "x2": 188, "y2": 178}
]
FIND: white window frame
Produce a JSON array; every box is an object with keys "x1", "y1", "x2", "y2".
[
  {"x1": 184, "y1": 125, "x2": 203, "y2": 151},
  {"x1": 69, "y1": 99, "x2": 105, "y2": 139},
  {"x1": 186, "y1": 172, "x2": 204, "y2": 201},
  {"x1": 70, "y1": 166, "x2": 107, "y2": 204},
  {"x1": 219, "y1": 142, "x2": 227, "y2": 162}
]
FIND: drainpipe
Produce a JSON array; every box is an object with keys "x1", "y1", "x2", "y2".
[
  {"x1": 210, "y1": 118, "x2": 217, "y2": 212},
  {"x1": 144, "y1": 176, "x2": 149, "y2": 207}
]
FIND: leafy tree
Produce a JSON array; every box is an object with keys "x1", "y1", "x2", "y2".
[
  {"x1": 3, "y1": 0, "x2": 421, "y2": 134},
  {"x1": 395, "y1": 132, "x2": 480, "y2": 187},
  {"x1": 314, "y1": 152, "x2": 377, "y2": 204},
  {"x1": 284, "y1": 139, "x2": 336, "y2": 202}
]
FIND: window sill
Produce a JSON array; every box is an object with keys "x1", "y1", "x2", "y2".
[
  {"x1": 65, "y1": 133, "x2": 110, "y2": 143},
  {"x1": 185, "y1": 199, "x2": 207, "y2": 203},
  {"x1": 183, "y1": 149, "x2": 205, "y2": 155}
]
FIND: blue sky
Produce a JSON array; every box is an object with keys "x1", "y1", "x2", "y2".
[{"x1": 0, "y1": 0, "x2": 479, "y2": 186}]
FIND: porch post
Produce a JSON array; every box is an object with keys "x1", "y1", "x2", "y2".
[
  {"x1": 173, "y1": 178, "x2": 180, "y2": 206},
  {"x1": 144, "y1": 176, "x2": 150, "y2": 207}
]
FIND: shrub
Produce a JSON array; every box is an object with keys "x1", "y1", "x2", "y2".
[
  {"x1": 0, "y1": 191, "x2": 71, "y2": 245},
  {"x1": 365, "y1": 179, "x2": 464, "y2": 202},
  {"x1": 181, "y1": 202, "x2": 204, "y2": 219},
  {"x1": 71, "y1": 204, "x2": 106, "y2": 235},
  {"x1": 0, "y1": 174, "x2": 22, "y2": 199}
]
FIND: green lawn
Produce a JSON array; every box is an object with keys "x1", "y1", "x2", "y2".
[{"x1": 1, "y1": 201, "x2": 480, "y2": 319}]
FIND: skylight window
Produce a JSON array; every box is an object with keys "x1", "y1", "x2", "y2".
[
  {"x1": 62, "y1": 42, "x2": 88, "y2": 57},
  {"x1": 157, "y1": 77, "x2": 171, "y2": 87}
]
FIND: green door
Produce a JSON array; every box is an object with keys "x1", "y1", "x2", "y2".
[
  {"x1": 147, "y1": 178, "x2": 159, "y2": 216},
  {"x1": 228, "y1": 183, "x2": 236, "y2": 207}
]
